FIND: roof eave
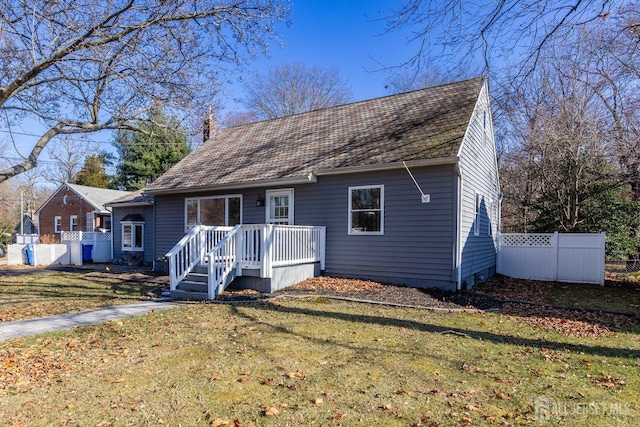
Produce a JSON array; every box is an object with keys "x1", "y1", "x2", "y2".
[
  {"x1": 314, "y1": 157, "x2": 460, "y2": 176},
  {"x1": 145, "y1": 157, "x2": 460, "y2": 196},
  {"x1": 145, "y1": 174, "x2": 318, "y2": 196},
  {"x1": 105, "y1": 201, "x2": 154, "y2": 208}
]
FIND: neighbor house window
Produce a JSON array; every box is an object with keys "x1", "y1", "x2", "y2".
[
  {"x1": 185, "y1": 195, "x2": 242, "y2": 231},
  {"x1": 122, "y1": 222, "x2": 144, "y2": 251},
  {"x1": 349, "y1": 185, "x2": 384, "y2": 235},
  {"x1": 70, "y1": 215, "x2": 78, "y2": 231},
  {"x1": 54, "y1": 216, "x2": 62, "y2": 233}
]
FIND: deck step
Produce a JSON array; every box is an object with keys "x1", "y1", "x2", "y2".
[
  {"x1": 192, "y1": 265, "x2": 208, "y2": 274},
  {"x1": 185, "y1": 272, "x2": 208, "y2": 283},
  {"x1": 170, "y1": 289, "x2": 209, "y2": 300},
  {"x1": 177, "y1": 280, "x2": 208, "y2": 293}
]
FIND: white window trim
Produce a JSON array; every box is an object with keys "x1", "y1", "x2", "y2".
[
  {"x1": 70, "y1": 215, "x2": 78, "y2": 231},
  {"x1": 184, "y1": 194, "x2": 243, "y2": 231},
  {"x1": 265, "y1": 188, "x2": 294, "y2": 225},
  {"x1": 122, "y1": 222, "x2": 144, "y2": 252},
  {"x1": 54, "y1": 216, "x2": 62, "y2": 233},
  {"x1": 348, "y1": 185, "x2": 384, "y2": 235}
]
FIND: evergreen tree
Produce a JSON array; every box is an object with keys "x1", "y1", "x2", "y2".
[
  {"x1": 112, "y1": 108, "x2": 191, "y2": 191},
  {"x1": 73, "y1": 154, "x2": 111, "y2": 188}
]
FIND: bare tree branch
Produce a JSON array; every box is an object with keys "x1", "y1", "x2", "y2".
[
  {"x1": 244, "y1": 61, "x2": 352, "y2": 120},
  {"x1": 0, "y1": 0, "x2": 290, "y2": 183}
]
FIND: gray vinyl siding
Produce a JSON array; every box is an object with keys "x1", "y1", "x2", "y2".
[
  {"x1": 294, "y1": 167, "x2": 456, "y2": 288},
  {"x1": 111, "y1": 205, "x2": 155, "y2": 263},
  {"x1": 154, "y1": 195, "x2": 189, "y2": 257},
  {"x1": 153, "y1": 165, "x2": 458, "y2": 289},
  {"x1": 458, "y1": 82, "x2": 500, "y2": 286}
]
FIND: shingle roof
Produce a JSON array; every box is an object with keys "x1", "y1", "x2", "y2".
[
  {"x1": 105, "y1": 189, "x2": 154, "y2": 206},
  {"x1": 65, "y1": 183, "x2": 132, "y2": 212},
  {"x1": 146, "y1": 77, "x2": 485, "y2": 194}
]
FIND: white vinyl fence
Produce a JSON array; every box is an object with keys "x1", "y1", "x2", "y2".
[
  {"x1": 61, "y1": 231, "x2": 112, "y2": 265},
  {"x1": 7, "y1": 244, "x2": 70, "y2": 265},
  {"x1": 15, "y1": 234, "x2": 40, "y2": 244},
  {"x1": 497, "y1": 232, "x2": 605, "y2": 285}
]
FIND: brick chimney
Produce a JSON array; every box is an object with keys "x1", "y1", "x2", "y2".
[{"x1": 203, "y1": 106, "x2": 216, "y2": 143}]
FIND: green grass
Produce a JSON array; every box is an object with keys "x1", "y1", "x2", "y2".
[
  {"x1": 0, "y1": 270, "x2": 156, "y2": 322},
  {"x1": 545, "y1": 282, "x2": 640, "y2": 315},
  {"x1": 1, "y1": 298, "x2": 638, "y2": 426}
]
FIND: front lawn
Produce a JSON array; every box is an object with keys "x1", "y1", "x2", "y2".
[
  {"x1": 0, "y1": 268, "x2": 157, "y2": 322},
  {"x1": 1, "y1": 298, "x2": 638, "y2": 426}
]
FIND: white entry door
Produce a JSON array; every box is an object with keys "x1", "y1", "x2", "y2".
[{"x1": 266, "y1": 189, "x2": 294, "y2": 225}]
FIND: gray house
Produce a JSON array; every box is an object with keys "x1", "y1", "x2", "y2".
[
  {"x1": 105, "y1": 190, "x2": 155, "y2": 266},
  {"x1": 144, "y1": 77, "x2": 500, "y2": 299}
]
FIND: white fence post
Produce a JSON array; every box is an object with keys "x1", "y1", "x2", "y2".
[
  {"x1": 261, "y1": 224, "x2": 273, "y2": 278},
  {"x1": 319, "y1": 226, "x2": 326, "y2": 270},
  {"x1": 553, "y1": 231, "x2": 559, "y2": 282}
]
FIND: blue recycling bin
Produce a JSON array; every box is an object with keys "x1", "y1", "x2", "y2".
[
  {"x1": 82, "y1": 244, "x2": 93, "y2": 263},
  {"x1": 25, "y1": 244, "x2": 35, "y2": 266}
]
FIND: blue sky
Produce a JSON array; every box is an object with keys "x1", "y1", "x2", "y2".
[
  {"x1": 220, "y1": 0, "x2": 419, "y2": 112},
  {"x1": 4, "y1": 1, "x2": 421, "y2": 184}
]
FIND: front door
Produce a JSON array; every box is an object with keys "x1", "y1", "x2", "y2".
[{"x1": 266, "y1": 189, "x2": 294, "y2": 225}]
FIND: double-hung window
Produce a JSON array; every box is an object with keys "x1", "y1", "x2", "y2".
[
  {"x1": 54, "y1": 216, "x2": 62, "y2": 233},
  {"x1": 348, "y1": 185, "x2": 384, "y2": 235},
  {"x1": 185, "y1": 195, "x2": 242, "y2": 231},
  {"x1": 70, "y1": 215, "x2": 78, "y2": 231},
  {"x1": 122, "y1": 222, "x2": 144, "y2": 251}
]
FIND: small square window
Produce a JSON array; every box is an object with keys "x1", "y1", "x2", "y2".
[{"x1": 122, "y1": 222, "x2": 144, "y2": 251}]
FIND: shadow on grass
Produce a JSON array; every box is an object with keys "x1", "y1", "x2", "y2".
[
  {"x1": 0, "y1": 277, "x2": 154, "y2": 303},
  {"x1": 232, "y1": 301, "x2": 639, "y2": 360}
]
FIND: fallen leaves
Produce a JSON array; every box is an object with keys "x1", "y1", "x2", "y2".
[
  {"x1": 588, "y1": 374, "x2": 627, "y2": 390},
  {"x1": 263, "y1": 406, "x2": 279, "y2": 417},
  {"x1": 289, "y1": 276, "x2": 384, "y2": 293},
  {"x1": 500, "y1": 303, "x2": 635, "y2": 337}
]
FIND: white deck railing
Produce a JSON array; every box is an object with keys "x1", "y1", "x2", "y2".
[
  {"x1": 166, "y1": 225, "x2": 234, "y2": 290},
  {"x1": 167, "y1": 224, "x2": 326, "y2": 296},
  {"x1": 207, "y1": 225, "x2": 240, "y2": 299}
]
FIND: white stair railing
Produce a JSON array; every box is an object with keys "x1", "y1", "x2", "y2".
[
  {"x1": 166, "y1": 225, "x2": 203, "y2": 291},
  {"x1": 166, "y1": 225, "x2": 233, "y2": 291},
  {"x1": 167, "y1": 224, "x2": 327, "y2": 298},
  {"x1": 206, "y1": 225, "x2": 241, "y2": 299}
]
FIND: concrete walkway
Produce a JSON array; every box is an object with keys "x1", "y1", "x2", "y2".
[{"x1": 0, "y1": 300, "x2": 179, "y2": 341}]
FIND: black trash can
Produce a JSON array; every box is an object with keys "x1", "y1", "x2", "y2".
[{"x1": 82, "y1": 244, "x2": 93, "y2": 263}]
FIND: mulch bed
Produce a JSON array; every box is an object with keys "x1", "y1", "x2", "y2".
[{"x1": 217, "y1": 275, "x2": 639, "y2": 337}]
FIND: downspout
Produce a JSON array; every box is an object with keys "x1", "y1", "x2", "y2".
[
  {"x1": 107, "y1": 208, "x2": 114, "y2": 262},
  {"x1": 454, "y1": 163, "x2": 463, "y2": 290}
]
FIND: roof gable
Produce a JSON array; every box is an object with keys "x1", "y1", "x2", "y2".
[
  {"x1": 146, "y1": 77, "x2": 485, "y2": 194},
  {"x1": 35, "y1": 183, "x2": 133, "y2": 214}
]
